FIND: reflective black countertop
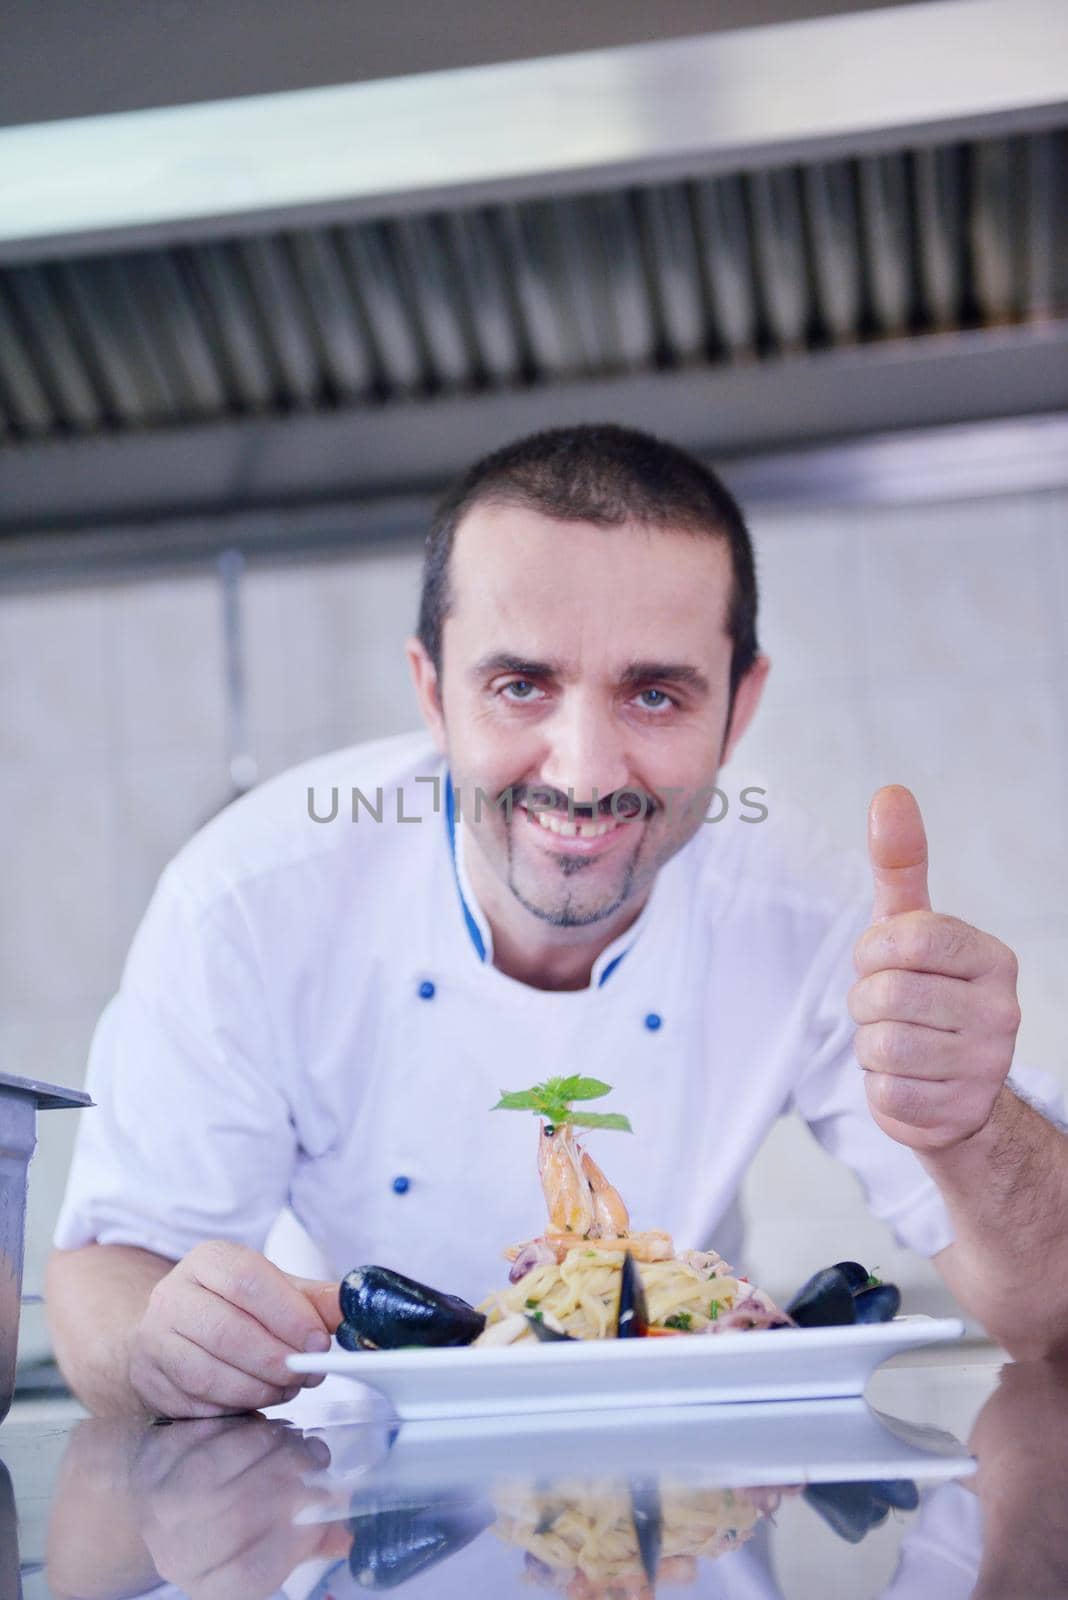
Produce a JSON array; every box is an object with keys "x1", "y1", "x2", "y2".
[{"x1": 4, "y1": 1348, "x2": 1066, "y2": 1599}]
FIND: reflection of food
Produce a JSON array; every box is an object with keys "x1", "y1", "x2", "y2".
[{"x1": 493, "y1": 1479, "x2": 780, "y2": 1597}]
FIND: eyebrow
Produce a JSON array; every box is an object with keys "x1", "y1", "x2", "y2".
[
  {"x1": 619, "y1": 662, "x2": 711, "y2": 696},
  {"x1": 470, "y1": 652, "x2": 710, "y2": 696},
  {"x1": 469, "y1": 652, "x2": 561, "y2": 681}
]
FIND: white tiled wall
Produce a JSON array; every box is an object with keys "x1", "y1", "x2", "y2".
[{"x1": 4, "y1": 489, "x2": 1066, "y2": 1357}]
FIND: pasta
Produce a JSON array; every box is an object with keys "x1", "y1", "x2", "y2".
[{"x1": 475, "y1": 1246, "x2": 744, "y2": 1344}]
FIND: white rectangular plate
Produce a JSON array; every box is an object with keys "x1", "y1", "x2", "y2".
[{"x1": 288, "y1": 1314, "x2": 965, "y2": 1421}]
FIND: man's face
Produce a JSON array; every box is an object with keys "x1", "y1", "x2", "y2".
[{"x1": 413, "y1": 503, "x2": 758, "y2": 930}]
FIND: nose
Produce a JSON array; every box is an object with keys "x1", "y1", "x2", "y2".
[{"x1": 537, "y1": 691, "x2": 631, "y2": 806}]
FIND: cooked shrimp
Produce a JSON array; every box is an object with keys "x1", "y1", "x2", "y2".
[
  {"x1": 537, "y1": 1122, "x2": 632, "y2": 1239},
  {"x1": 581, "y1": 1148, "x2": 630, "y2": 1237},
  {"x1": 538, "y1": 1122, "x2": 596, "y2": 1236}
]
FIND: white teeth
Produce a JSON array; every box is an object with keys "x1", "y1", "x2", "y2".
[{"x1": 529, "y1": 808, "x2": 614, "y2": 839}]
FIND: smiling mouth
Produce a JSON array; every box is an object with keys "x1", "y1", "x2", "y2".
[{"x1": 530, "y1": 810, "x2": 618, "y2": 840}]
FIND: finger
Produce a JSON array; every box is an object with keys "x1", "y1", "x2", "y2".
[
  {"x1": 189, "y1": 1244, "x2": 334, "y2": 1351},
  {"x1": 135, "y1": 1363, "x2": 239, "y2": 1423},
  {"x1": 144, "y1": 1414, "x2": 285, "y2": 1499},
  {"x1": 172, "y1": 1278, "x2": 324, "y2": 1393},
  {"x1": 849, "y1": 969, "x2": 971, "y2": 1032},
  {"x1": 863, "y1": 1070, "x2": 995, "y2": 1148},
  {"x1": 854, "y1": 911, "x2": 1002, "y2": 981},
  {"x1": 854, "y1": 1019, "x2": 963, "y2": 1080},
  {"x1": 151, "y1": 1440, "x2": 325, "y2": 1549},
  {"x1": 288, "y1": 1275, "x2": 343, "y2": 1335},
  {"x1": 850, "y1": 968, "x2": 1021, "y2": 1037},
  {"x1": 868, "y1": 785, "x2": 931, "y2": 922},
  {"x1": 166, "y1": 1330, "x2": 299, "y2": 1413}
]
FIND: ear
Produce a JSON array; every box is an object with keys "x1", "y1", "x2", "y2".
[
  {"x1": 405, "y1": 636, "x2": 447, "y2": 755},
  {"x1": 720, "y1": 653, "x2": 770, "y2": 768}
]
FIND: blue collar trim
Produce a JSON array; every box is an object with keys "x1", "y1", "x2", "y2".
[
  {"x1": 597, "y1": 951, "x2": 627, "y2": 987},
  {"x1": 445, "y1": 772, "x2": 487, "y2": 963}
]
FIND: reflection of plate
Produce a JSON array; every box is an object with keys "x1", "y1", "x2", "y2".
[
  {"x1": 288, "y1": 1314, "x2": 964, "y2": 1422},
  {"x1": 294, "y1": 1393, "x2": 973, "y2": 1533}
]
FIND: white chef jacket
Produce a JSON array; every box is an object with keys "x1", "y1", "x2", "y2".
[{"x1": 53, "y1": 728, "x2": 1059, "y2": 1302}]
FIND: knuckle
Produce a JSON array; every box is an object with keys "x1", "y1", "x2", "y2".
[
  {"x1": 982, "y1": 990, "x2": 1021, "y2": 1035},
  {"x1": 892, "y1": 917, "x2": 931, "y2": 970},
  {"x1": 883, "y1": 968, "x2": 919, "y2": 1018},
  {"x1": 940, "y1": 916, "x2": 974, "y2": 960},
  {"x1": 872, "y1": 1020, "x2": 902, "y2": 1070},
  {"x1": 871, "y1": 1071, "x2": 927, "y2": 1126}
]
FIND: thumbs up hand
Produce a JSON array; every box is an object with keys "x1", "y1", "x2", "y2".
[{"x1": 849, "y1": 786, "x2": 1021, "y2": 1152}]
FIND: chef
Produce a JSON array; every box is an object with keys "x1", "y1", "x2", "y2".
[{"x1": 47, "y1": 424, "x2": 1068, "y2": 1419}]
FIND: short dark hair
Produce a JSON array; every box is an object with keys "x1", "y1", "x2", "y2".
[{"x1": 417, "y1": 423, "x2": 759, "y2": 710}]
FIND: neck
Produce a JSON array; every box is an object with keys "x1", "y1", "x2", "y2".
[{"x1": 462, "y1": 834, "x2": 648, "y2": 992}]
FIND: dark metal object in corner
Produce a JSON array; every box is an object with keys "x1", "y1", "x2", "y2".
[{"x1": 0, "y1": 1073, "x2": 92, "y2": 1426}]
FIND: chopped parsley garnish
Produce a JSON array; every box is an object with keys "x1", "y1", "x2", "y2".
[
  {"x1": 664, "y1": 1312, "x2": 692, "y2": 1331},
  {"x1": 525, "y1": 1298, "x2": 540, "y2": 1309},
  {"x1": 708, "y1": 1300, "x2": 720, "y2": 1321},
  {"x1": 529, "y1": 1308, "x2": 544, "y2": 1323}
]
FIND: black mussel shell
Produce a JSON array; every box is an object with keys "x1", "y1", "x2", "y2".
[
  {"x1": 832, "y1": 1260, "x2": 871, "y2": 1293},
  {"x1": 616, "y1": 1251, "x2": 650, "y2": 1338},
  {"x1": 525, "y1": 1314, "x2": 577, "y2": 1342},
  {"x1": 336, "y1": 1320, "x2": 363, "y2": 1351},
  {"x1": 348, "y1": 1500, "x2": 493, "y2": 1588},
  {"x1": 803, "y1": 1482, "x2": 884, "y2": 1543},
  {"x1": 630, "y1": 1479, "x2": 663, "y2": 1583},
  {"x1": 868, "y1": 1478, "x2": 919, "y2": 1511},
  {"x1": 786, "y1": 1268, "x2": 857, "y2": 1328},
  {"x1": 340, "y1": 1265, "x2": 486, "y2": 1350},
  {"x1": 853, "y1": 1283, "x2": 902, "y2": 1323}
]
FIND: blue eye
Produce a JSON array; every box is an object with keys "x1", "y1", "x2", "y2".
[
  {"x1": 504, "y1": 680, "x2": 537, "y2": 699},
  {"x1": 637, "y1": 688, "x2": 672, "y2": 710}
]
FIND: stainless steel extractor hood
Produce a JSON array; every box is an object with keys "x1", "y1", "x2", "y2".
[{"x1": 0, "y1": 0, "x2": 1066, "y2": 565}]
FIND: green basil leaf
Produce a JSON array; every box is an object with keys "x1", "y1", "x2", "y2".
[
  {"x1": 492, "y1": 1091, "x2": 543, "y2": 1111},
  {"x1": 566, "y1": 1112, "x2": 633, "y2": 1132},
  {"x1": 555, "y1": 1076, "x2": 613, "y2": 1102}
]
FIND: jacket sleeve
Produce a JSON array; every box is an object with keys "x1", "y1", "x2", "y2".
[{"x1": 53, "y1": 863, "x2": 296, "y2": 1261}]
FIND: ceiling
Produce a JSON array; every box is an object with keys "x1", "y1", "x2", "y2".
[{"x1": 1, "y1": 0, "x2": 929, "y2": 128}]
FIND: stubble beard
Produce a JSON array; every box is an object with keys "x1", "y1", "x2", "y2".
[{"x1": 504, "y1": 825, "x2": 644, "y2": 928}]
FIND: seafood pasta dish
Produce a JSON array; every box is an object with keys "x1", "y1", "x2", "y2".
[{"x1": 337, "y1": 1079, "x2": 901, "y2": 1351}]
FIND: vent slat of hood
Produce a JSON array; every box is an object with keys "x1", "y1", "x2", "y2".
[
  {"x1": 692, "y1": 175, "x2": 759, "y2": 357},
  {"x1": 337, "y1": 223, "x2": 424, "y2": 395},
  {"x1": 915, "y1": 146, "x2": 965, "y2": 332},
  {"x1": 183, "y1": 242, "x2": 277, "y2": 411},
  {"x1": 1, "y1": 128, "x2": 1066, "y2": 446},
  {"x1": 288, "y1": 230, "x2": 376, "y2": 403},
  {"x1": 0, "y1": 288, "x2": 53, "y2": 434},
  {"x1": 3, "y1": 266, "x2": 102, "y2": 428},
  {"x1": 635, "y1": 185, "x2": 706, "y2": 363},
  {"x1": 445, "y1": 210, "x2": 523, "y2": 386},
  {"x1": 749, "y1": 167, "x2": 811, "y2": 351},
  {"x1": 858, "y1": 153, "x2": 913, "y2": 337},
  {"x1": 802, "y1": 161, "x2": 862, "y2": 346}
]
